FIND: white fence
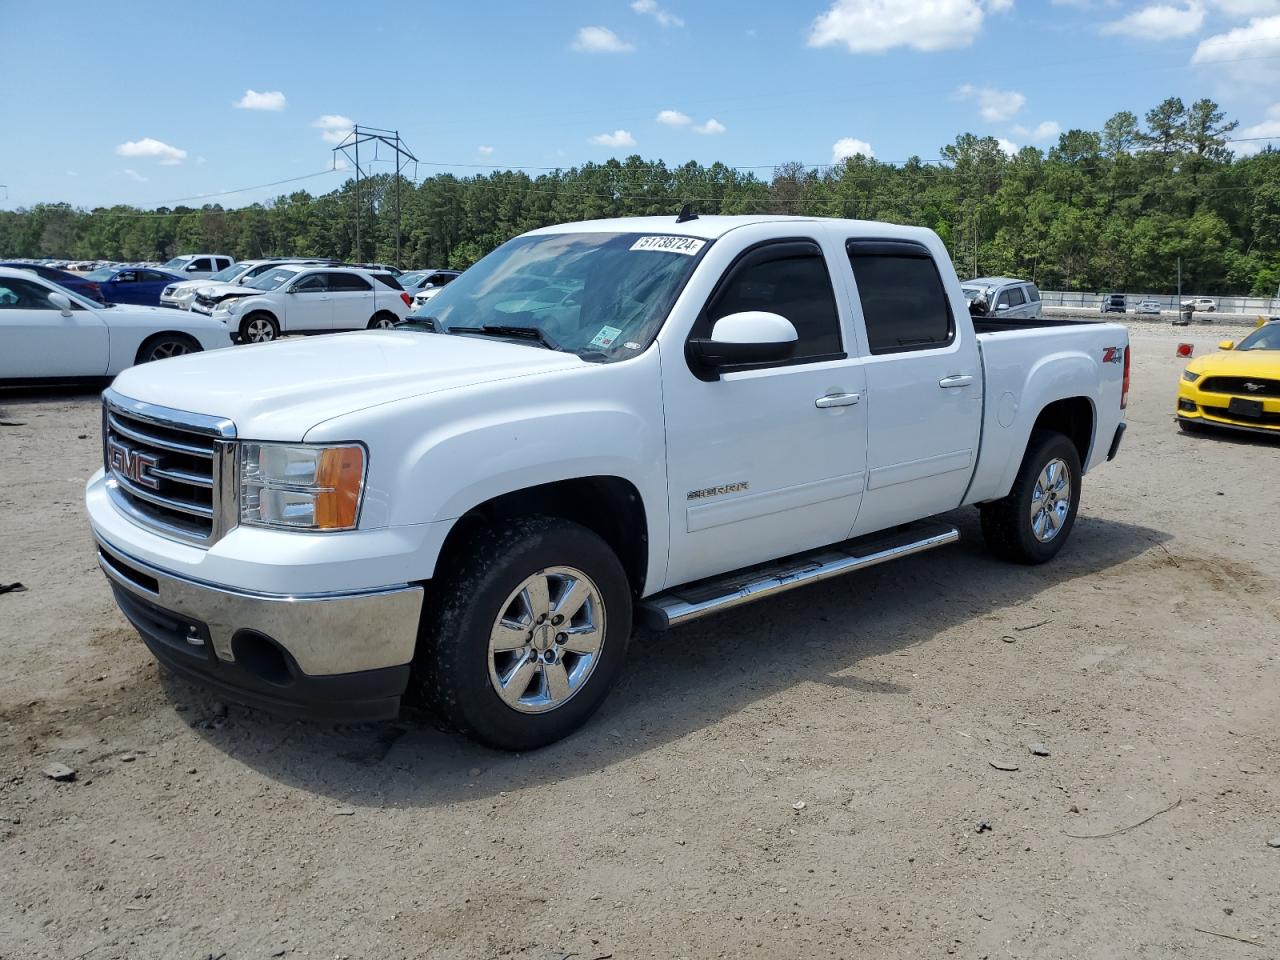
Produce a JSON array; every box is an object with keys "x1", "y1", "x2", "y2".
[{"x1": 1040, "y1": 290, "x2": 1280, "y2": 316}]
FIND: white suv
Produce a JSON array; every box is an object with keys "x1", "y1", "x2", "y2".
[
  {"x1": 161, "y1": 254, "x2": 234, "y2": 280},
  {"x1": 212, "y1": 265, "x2": 412, "y2": 342}
]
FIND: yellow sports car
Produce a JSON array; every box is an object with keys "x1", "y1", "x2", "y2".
[{"x1": 1177, "y1": 318, "x2": 1280, "y2": 436}]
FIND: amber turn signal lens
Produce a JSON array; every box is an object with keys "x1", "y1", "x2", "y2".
[{"x1": 313, "y1": 445, "x2": 365, "y2": 530}]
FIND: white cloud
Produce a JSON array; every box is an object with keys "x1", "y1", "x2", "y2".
[
  {"x1": 1192, "y1": 14, "x2": 1280, "y2": 88},
  {"x1": 657, "y1": 109, "x2": 692, "y2": 126},
  {"x1": 1032, "y1": 120, "x2": 1062, "y2": 140},
  {"x1": 807, "y1": 0, "x2": 1008, "y2": 53},
  {"x1": 956, "y1": 84, "x2": 1026, "y2": 122},
  {"x1": 121, "y1": 168, "x2": 148, "y2": 183},
  {"x1": 116, "y1": 137, "x2": 187, "y2": 165},
  {"x1": 66, "y1": 170, "x2": 78, "y2": 177},
  {"x1": 694, "y1": 118, "x2": 727, "y2": 134},
  {"x1": 1209, "y1": 0, "x2": 1280, "y2": 15},
  {"x1": 333, "y1": 156, "x2": 350, "y2": 171},
  {"x1": 478, "y1": 145, "x2": 495, "y2": 155},
  {"x1": 1234, "y1": 102, "x2": 1280, "y2": 154},
  {"x1": 832, "y1": 137, "x2": 875, "y2": 162},
  {"x1": 590, "y1": 129, "x2": 637, "y2": 147},
  {"x1": 631, "y1": 0, "x2": 684, "y2": 27},
  {"x1": 312, "y1": 114, "x2": 354, "y2": 144},
  {"x1": 233, "y1": 89, "x2": 287, "y2": 111},
  {"x1": 997, "y1": 137, "x2": 1020, "y2": 156},
  {"x1": 572, "y1": 26, "x2": 634, "y2": 52},
  {"x1": 1101, "y1": 2, "x2": 1205, "y2": 38}
]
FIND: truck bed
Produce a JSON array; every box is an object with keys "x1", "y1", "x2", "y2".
[{"x1": 971, "y1": 315, "x2": 1105, "y2": 334}]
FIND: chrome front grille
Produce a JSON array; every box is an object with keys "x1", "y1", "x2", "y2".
[{"x1": 102, "y1": 389, "x2": 238, "y2": 546}]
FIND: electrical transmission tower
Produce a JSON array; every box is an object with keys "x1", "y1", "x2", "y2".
[{"x1": 331, "y1": 125, "x2": 418, "y2": 266}]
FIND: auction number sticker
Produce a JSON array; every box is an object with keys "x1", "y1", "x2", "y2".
[
  {"x1": 590, "y1": 325, "x2": 624, "y2": 348},
  {"x1": 630, "y1": 235, "x2": 706, "y2": 256}
]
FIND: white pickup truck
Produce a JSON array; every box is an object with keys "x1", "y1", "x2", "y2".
[{"x1": 85, "y1": 215, "x2": 1129, "y2": 749}]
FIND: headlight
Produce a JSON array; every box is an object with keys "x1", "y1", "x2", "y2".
[
  {"x1": 1182, "y1": 370, "x2": 1200, "y2": 382},
  {"x1": 239, "y1": 443, "x2": 366, "y2": 531}
]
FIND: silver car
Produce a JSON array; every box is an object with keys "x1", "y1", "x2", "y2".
[
  {"x1": 962, "y1": 276, "x2": 1043, "y2": 320},
  {"x1": 1135, "y1": 299, "x2": 1162, "y2": 316}
]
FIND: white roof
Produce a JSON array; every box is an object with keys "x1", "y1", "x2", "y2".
[{"x1": 527, "y1": 214, "x2": 937, "y2": 242}]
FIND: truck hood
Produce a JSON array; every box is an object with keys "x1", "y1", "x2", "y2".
[{"x1": 109, "y1": 330, "x2": 585, "y2": 440}]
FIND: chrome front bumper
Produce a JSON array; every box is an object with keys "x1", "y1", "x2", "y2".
[{"x1": 96, "y1": 535, "x2": 423, "y2": 678}]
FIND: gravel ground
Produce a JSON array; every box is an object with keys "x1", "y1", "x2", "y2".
[{"x1": 1, "y1": 323, "x2": 1278, "y2": 960}]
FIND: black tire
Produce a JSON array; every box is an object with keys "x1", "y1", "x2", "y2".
[
  {"x1": 239, "y1": 312, "x2": 279, "y2": 344},
  {"x1": 980, "y1": 430, "x2": 1082, "y2": 565},
  {"x1": 136, "y1": 333, "x2": 200, "y2": 365},
  {"x1": 411, "y1": 516, "x2": 632, "y2": 751},
  {"x1": 367, "y1": 311, "x2": 399, "y2": 330}
]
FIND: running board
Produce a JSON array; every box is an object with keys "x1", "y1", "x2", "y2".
[{"x1": 638, "y1": 520, "x2": 959, "y2": 630}]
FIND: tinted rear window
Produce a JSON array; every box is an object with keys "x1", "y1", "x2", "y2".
[
  {"x1": 848, "y1": 241, "x2": 953, "y2": 354},
  {"x1": 372, "y1": 273, "x2": 403, "y2": 290}
]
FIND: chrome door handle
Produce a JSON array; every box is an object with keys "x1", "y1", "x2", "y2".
[
  {"x1": 815, "y1": 392, "x2": 861, "y2": 408},
  {"x1": 938, "y1": 375, "x2": 974, "y2": 389}
]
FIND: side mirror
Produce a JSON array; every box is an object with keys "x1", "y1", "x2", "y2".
[
  {"x1": 688, "y1": 311, "x2": 798, "y2": 370},
  {"x1": 995, "y1": 303, "x2": 1009, "y2": 312},
  {"x1": 1218, "y1": 340, "x2": 1235, "y2": 351},
  {"x1": 186, "y1": 264, "x2": 200, "y2": 272},
  {"x1": 47, "y1": 291, "x2": 73, "y2": 316}
]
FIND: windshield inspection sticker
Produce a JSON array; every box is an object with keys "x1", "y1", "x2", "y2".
[
  {"x1": 590, "y1": 325, "x2": 624, "y2": 348},
  {"x1": 630, "y1": 235, "x2": 706, "y2": 256}
]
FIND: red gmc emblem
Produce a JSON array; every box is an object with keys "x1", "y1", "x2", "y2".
[{"x1": 107, "y1": 438, "x2": 161, "y2": 490}]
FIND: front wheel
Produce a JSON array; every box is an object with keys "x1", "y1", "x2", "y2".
[
  {"x1": 239, "y1": 313, "x2": 279, "y2": 344},
  {"x1": 411, "y1": 517, "x2": 632, "y2": 750},
  {"x1": 980, "y1": 430, "x2": 1082, "y2": 565},
  {"x1": 136, "y1": 333, "x2": 199, "y2": 365}
]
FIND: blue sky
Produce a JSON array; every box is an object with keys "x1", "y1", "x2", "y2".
[{"x1": 2, "y1": 0, "x2": 1278, "y2": 211}]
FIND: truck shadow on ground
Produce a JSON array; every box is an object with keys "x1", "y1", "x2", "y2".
[{"x1": 170, "y1": 508, "x2": 1170, "y2": 806}]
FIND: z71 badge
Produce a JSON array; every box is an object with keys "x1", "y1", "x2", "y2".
[
  {"x1": 687, "y1": 482, "x2": 749, "y2": 501},
  {"x1": 1102, "y1": 347, "x2": 1124, "y2": 364}
]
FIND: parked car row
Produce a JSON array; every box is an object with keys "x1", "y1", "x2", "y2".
[{"x1": 1099, "y1": 295, "x2": 1166, "y2": 315}]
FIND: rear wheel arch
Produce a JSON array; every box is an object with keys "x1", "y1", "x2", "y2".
[{"x1": 1029, "y1": 396, "x2": 1094, "y2": 469}]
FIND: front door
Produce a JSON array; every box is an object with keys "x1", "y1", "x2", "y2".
[
  {"x1": 844, "y1": 239, "x2": 983, "y2": 535},
  {"x1": 0, "y1": 276, "x2": 108, "y2": 378},
  {"x1": 286, "y1": 273, "x2": 334, "y2": 331},
  {"x1": 662, "y1": 237, "x2": 869, "y2": 588}
]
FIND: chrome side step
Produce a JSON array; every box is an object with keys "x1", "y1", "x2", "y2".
[{"x1": 638, "y1": 520, "x2": 959, "y2": 630}]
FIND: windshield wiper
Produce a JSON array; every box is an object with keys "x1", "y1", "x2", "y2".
[
  {"x1": 449, "y1": 324, "x2": 564, "y2": 351},
  {"x1": 398, "y1": 316, "x2": 437, "y2": 331}
]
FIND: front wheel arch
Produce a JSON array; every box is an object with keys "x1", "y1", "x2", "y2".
[{"x1": 134, "y1": 331, "x2": 201, "y2": 365}]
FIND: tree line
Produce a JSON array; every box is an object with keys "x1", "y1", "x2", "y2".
[{"x1": 1, "y1": 96, "x2": 1277, "y2": 295}]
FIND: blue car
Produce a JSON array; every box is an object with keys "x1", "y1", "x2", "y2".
[
  {"x1": 83, "y1": 266, "x2": 187, "y2": 307},
  {"x1": 0, "y1": 262, "x2": 105, "y2": 302}
]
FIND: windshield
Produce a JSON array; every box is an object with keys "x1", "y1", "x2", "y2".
[
  {"x1": 247, "y1": 267, "x2": 300, "y2": 291},
  {"x1": 1237, "y1": 324, "x2": 1280, "y2": 351},
  {"x1": 406, "y1": 232, "x2": 709, "y2": 359},
  {"x1": 162, "y1": 257, "x2": 189, "y2": 271},
  {"x1": 209, "y1": 265, "x2": 242, "y2": 282},
  {"x1": 399, "y1": 271, "x2": 426, "y2": 288},
  {"x1": 961, "y1": 286, "x2": 984, "y2": 302}
]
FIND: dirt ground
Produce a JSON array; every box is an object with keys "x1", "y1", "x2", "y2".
[{"x1": 1, "y1": 324, "x2": 1277, "y2": 960}]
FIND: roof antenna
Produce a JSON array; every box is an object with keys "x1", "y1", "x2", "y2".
[{"x1": 676, "y1": 202, "x2": 698, "y2": 223}]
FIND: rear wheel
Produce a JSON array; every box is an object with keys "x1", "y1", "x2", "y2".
[
  {"x1": 367, "y1": 311, "x2": 399, "y2": 330},
  {"x1": 980, "y1": 430, "x2": 1082, "y2": 565},
  {"x1": 136, "y1": 333, "x2": 199, "y2": 364},
  {"x1": 411, "y1": 516, "x2": 632, "y2": 751},
  {"x1": 239, "y1": 313, "x2": 279, "y2": 344}
]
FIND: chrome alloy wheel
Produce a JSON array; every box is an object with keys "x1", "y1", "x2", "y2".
[
  {"x1": 1030, "y1": 457, "x2": 1071, "y2": 542},
  {"x1": 487, "y1": 566, "x2": 606, "y2": 714},
  {"x1": 146, "y1": 339, "x2": 191, "y2": 361},
  {"x1": 244, "y1": 317, "x2": 275, "y2": 342}
]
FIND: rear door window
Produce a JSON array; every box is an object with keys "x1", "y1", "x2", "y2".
[
  {"x1": 847, "y1": 240, "x2": 954, "y2": 354},
  {"x1": 1026, "y1": 285, "x2": 1041, "y2": 302},
  {"x1": 1003, "y1": 287, "x2": 1027, "y2": 307}
]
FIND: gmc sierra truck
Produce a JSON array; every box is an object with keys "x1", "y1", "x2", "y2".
[{"x1": 85, "y1": 215, "x2": 1129, "y2": 750}]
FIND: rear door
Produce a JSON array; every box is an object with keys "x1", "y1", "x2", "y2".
[
  {"x1": 327, "y1": 272, "x2": 376, "y2": 329},
  {"x1": 0, "y1": 276, "x2": 109, "y2": 378},
  {"x1": 844, "y1": 238, "x2": 983, "y2": 535}
]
